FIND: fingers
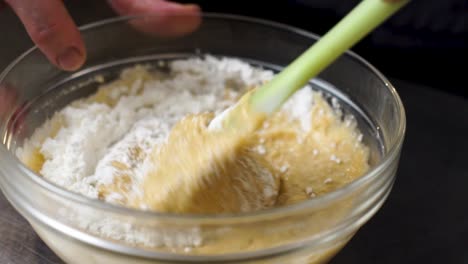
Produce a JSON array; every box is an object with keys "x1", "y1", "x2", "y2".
[
  {"x1": 107, "y1": 0, "x2": 201, "y2": 37},
  {"x1": 5, "y1": 0, "x2": 86, "y2": 71},
  {"x1": 0, "y1": 86, "x2": 16, "y2": 116},
  {"x1": 0, "y1": 85, "x2": 26, "y2": 135}
]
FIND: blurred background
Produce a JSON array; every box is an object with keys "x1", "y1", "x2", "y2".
[
  {"x1": 193, "y1": 0, "x2": 468, "y2": 98},
  {"x1": 0, "y1": 1, "x2": 467, "y2": 264},
  {"x1": 1, "y1": 0, "x2": 467, "y2": 98}
]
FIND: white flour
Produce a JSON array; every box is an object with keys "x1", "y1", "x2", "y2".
[{"x1": 18, "y1": 55, "x2": 319, "y2": 248}]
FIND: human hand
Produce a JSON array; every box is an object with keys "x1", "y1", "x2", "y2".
[
  {"x1": 0, "y1": 85, "x2": 25, "y2": 135},
  {"x1": 2, "y1": 0, "x2": 201, "y2": 71}
]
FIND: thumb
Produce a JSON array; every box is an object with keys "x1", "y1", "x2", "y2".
[
  {"x1": 108, "y1": 0, "x2": 201, "y2": 37},
  {"x1": 6, "y1": 0, "x2": 86, "y2": 71}
]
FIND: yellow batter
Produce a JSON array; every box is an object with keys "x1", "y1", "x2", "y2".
[
  {"x1": 19, "y1": 60, "x2": 371, "y2": 260},
  {"x1": 136, "y1": 112, "x2": 280, "y2": 214},
  {"x1": 21, "y1": 66, "x2": 369, "y2": 214},
  {"x1": 134, "y1": 86, "x2": 369, "y2": 214}
]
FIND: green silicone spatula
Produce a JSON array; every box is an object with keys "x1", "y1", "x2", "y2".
[
  {"x1": 215, "y1": 0, "x2": 409, "y2": 131},
  {"x1": 142, "y1": 0, "x2": 410, "y2": 215}
]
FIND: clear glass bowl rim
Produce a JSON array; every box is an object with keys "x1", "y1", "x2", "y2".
[{"x1": 0, "y1": 13, "x2": 406, "y2": 223}]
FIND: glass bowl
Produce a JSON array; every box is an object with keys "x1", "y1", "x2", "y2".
[{"x1": 0, "y1": 13, "x2": 405, "y2": 263}]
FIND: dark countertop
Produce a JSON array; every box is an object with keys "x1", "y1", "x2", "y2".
[{"x1": 1, "y1": 2, "x2": 467, "y2": 264}]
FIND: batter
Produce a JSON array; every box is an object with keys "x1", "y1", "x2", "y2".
[{"x1": 17, "y1": 56, "x2": 370, "y2": 256}]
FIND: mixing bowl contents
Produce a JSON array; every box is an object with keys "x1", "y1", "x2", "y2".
[
  {"x1": 140, "y1": 110, "x2": 281, "y2": 214},
  {"x1": 17, "y1": 55, "x2": 370, "y2": 214},
  {"x1": 14, "y1": 56, "x2": 371, "y2": 256}
]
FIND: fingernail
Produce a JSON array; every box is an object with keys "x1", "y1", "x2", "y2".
[
  {"x1": 57, "y1": 47, "x2": 83, "y2": 71},
  {"x1": 183, "y1": 4, "x2": 201, "y2": 11},
  {"x1": 165, "y1": 2, "x2": 198, "y2": 10}
]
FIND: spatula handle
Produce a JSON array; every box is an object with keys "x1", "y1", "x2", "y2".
[{"x1": 250, "y1": 0, "x2": 409, "y2": 114}]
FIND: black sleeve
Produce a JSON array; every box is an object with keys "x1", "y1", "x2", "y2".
[{"x1": 291, "y1": 0, "x2": 468, "y2": 49}]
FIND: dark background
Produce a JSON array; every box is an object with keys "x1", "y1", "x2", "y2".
[
  {"x1": 0, "y1": 1, "x2": 467, "y2": 263},
  {"x1": 190, "y1": 0, "x2": 468, "y2": 99}
]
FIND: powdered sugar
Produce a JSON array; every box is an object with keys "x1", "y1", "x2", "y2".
[
  {"x1": 281, "y1": 84, "x2": 314, "y2": 131},
  {"x1": 19, "y1": 56, "x2": 276, "y2": 201},
  {"x1": 39, "y1": 103, "x2": 132, "y2": 197},
  {"x1": 19, "y1": 55, "x2": 323, "y2": 249}
]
